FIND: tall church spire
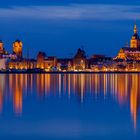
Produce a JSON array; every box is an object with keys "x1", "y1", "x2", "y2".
[{"x1": 134, "y1": 24, "x2": 138, "y2": 34}]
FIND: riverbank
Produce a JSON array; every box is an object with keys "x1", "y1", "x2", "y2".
[{"x1": 1, "y1": 70, "x2": 140, "y2": 74}]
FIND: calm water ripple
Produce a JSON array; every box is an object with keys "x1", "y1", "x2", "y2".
[{"x1": 0, "y1": 73, "x2": 140, "y2": 140}]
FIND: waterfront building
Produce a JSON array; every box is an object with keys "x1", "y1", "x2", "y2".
[
  {"x1": 7, "y1": 59, "x2": 36, "y2": 70},
  {"x1": 36, "y1": 52, "x2": 57, "y2": 71},
  {"x1": 73, "y1": 48, "x2": 87, "y2": 71},
  {"x1": 88, "y1": 55, "x2": 113, "y2": 71},
  {"x1": 44, "y1": 57, "x2": 57, "y2": 71},
  {"x1": 0, "y1": 58, "x2": 7, "y2": 70},
  {"x1": 57, "y1": 58, "x2": 73, "y2": 71},
  {"x1": 8, "y1": 59, "x2": 28, "y2": 70},
  {"x1": 36, "y1": 52, "x2": 46, "y2": 69}
]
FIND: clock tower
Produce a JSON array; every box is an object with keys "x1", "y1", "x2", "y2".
[{"x1": 130, "y1": 24, "x2": 140, "y2": 48}]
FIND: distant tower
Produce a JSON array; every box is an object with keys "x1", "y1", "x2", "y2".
[
  {"x1": 130, "y1": 24, "x2": 140, "y2": 48},
  {"x1": 13, "y1": 40, "x2": 23, "y2": 58},
  {"x1": 0, "y1": 40, "x2": 4, "y2": 54}
]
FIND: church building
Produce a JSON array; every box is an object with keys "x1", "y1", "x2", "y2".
[{"x1": 115, "y1": 24, "x2": 140, "y2": 60}]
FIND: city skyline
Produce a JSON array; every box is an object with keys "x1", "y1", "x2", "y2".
[
  {"x1": 1, "y1": 24, "x2": 140, "y2": 72},
  {"x1": 0, "y1": 0, "x2": 140, "y2": 58},
  {"x1": 1, "y1": 1, "x2": 140, "y2": 139}
]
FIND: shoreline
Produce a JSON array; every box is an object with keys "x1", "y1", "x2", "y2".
[{"x1": 1, "y1": 71, "x2": 140, "y2": 74}]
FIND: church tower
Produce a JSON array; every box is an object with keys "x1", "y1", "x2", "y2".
[
  {"x1": 130, "y1": 24, "x2": 140, "y2": 48},
  {"x1": 13, "y1": 40, "x2": 23, "y2": 59}
]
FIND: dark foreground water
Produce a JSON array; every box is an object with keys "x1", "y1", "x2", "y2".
[{"x1": 0, "y1": 74, "x2": 140, "y2": 140}]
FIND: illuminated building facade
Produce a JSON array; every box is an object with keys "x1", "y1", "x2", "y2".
[
  {"x1": 116, "y1": 24, "x2": 140, "y2": 60},
  {"x1": 0, "y1": 40, "x2": 8, "y2": 57},
  {"x1": 44, "y1": 57, "x2": 57, "y2": 71},
  {"x1": 13, "y1": 40, "x2": 23, "y2": 59},
  {"x1": 37, "y1": 52, "x2": 46, "y2": 69},
  {"x1": 36, "y1": 52, "x2": 57, "y2": 71},
  {"x1": 57, "y1": 58, "x2": 73, "y2": 71},
  {"x1": 88, "y1": 55, "x2": 112, "y2": 71},
  {"x1": 0, "y1": 40, "x2": 4, "y2": 55},
  {"x1": 8, "y1": 59, "x2": 36, "y2": 70},
  {"x1": 130, "y1": 24, "x2": 140, "y2": 48},
  {"x1": 73, "y1": 48, "x2": 87, "y2": 71}
]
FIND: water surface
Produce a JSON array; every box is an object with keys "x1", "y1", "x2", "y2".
[{"x1": 0, "y1": 74, "x2": 140, "y2": 140}]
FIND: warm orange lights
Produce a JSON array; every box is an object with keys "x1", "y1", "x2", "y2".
[
  {"x1": 0, "y1": 74, "x2": 139, "y2": 130},
  {"x1": 13, "y1": 86, "x2": 22, "y2": 115},
  {"x1": 13, "y1": 40, "x2": 23, "y2": 59}
]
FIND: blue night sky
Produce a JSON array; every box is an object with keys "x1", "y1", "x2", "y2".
[{"x1": 0, "y1": 0, "x2": 140, "y2": 58}]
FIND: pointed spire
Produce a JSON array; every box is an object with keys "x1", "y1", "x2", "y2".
[{"x1": 134, "y1": 24, "x2": 138, "y2": 34}]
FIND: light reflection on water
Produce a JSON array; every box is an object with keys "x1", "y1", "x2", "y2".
[{"x1": 0, "y1": 73, "x2": 140, "y2": 138}]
